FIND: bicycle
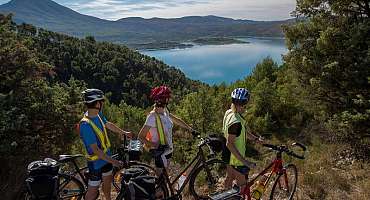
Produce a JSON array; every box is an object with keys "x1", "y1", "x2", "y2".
[
  {"x1": 114, "y1": 133, "x2": 229, "y2": 200},
  {"x1": 209, "y1": 142, "x2": 306, "y2": 200}
]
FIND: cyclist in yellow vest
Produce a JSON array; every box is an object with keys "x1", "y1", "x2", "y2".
[
  {"x1": 79, "y1": 89, "x2": 132, "y2": 200},
  {"x1": 138, "y1": 86, "x2": 194, "y2": 173},
  {"x1": 223, "y1": 88, "x2": 264, "y2": 190}
]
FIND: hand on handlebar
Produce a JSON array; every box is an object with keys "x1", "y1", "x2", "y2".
[
  {"x1": 255, "y1": 136, "x2": 265, "y2": 144},
  {"x1": 121, "y1": 131, "x2": 133, "y2": 140},
  {"x1": 112, "y1": 160, "x2": 124, "y2": 168}
]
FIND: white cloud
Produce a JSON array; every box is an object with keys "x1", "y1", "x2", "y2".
[
  {"x1": 0, "y1": 0, "x2": 297, "y2": 21},
  {"x1": 64, "y1": 0, "x2": 296, "y2": 20}
]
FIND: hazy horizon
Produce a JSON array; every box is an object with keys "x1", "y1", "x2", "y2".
[{"x1": 0, "y1": 0, "x2": 296, "y2": 21}]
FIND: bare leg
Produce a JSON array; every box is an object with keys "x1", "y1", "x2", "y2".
[
  {"x1": 225, "y1": 165, "x2": 235, "y2": 189},
  {"x1": 102, "y1": 174, "x2": 113, "y2": 200},
  {"x1": 85, "y1": 185, "x2": 99, "y2": 200}
]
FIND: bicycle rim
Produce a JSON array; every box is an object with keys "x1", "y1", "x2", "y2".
[
  {"x1": 269, "y1": 164, "x2": 297, "y2": 200},
  {"x1": 58, "y1": 173, "x2": 85, "y2": 200},
  {"x1": 189, "y1": 159, "x2": 228, "y2": 200}
]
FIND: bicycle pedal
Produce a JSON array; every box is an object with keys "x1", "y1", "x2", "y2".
[{"x1": 209, "y1": 187, "x2": 240, "y2": 200}]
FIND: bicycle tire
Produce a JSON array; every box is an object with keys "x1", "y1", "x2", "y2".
[
  {"x1": 58, "y1": 173, "x2": 86, "y2": 200},
  {"x1": 113, "y1": 161, "x2": 157, "y2": 191},
  {"x1": 189, "y1": 159, "x2": 228, "y2": 200},
  {"x1": 115, "y1": 176, "x2": 169, "y2": 200},
  {"x1": 269, "y1": 164, "x2": 297, "y2": 200}
]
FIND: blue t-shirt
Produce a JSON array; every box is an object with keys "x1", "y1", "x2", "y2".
[{"x1": 80, "y1": 111, "x2": 112, "y2": 170}]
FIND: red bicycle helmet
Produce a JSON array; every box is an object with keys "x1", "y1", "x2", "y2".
[{"x1": 150, "y1": 86, "x2": 171, "y2": 101}]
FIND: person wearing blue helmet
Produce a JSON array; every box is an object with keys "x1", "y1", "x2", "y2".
[{"x1": 223, "y1": 88, "x2": 264, "y2": 190}]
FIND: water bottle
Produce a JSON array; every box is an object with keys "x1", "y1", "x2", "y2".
[
  {"x1": 177, "y1": 173, "x2": 187, "y2": 190},
  {"x1": 251, "y1": 173, "x2": 269, "y2": 200}
]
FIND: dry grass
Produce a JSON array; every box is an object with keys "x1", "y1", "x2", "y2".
[{"x1": 294, "y1": 138, "x2": 370, "y2": 200}]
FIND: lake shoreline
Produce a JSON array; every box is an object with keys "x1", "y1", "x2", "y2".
[{"x1": 134, "y1": 36, "x2": 279, "y2": 51}]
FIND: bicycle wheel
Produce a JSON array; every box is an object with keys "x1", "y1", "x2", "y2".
[
  {"x1": 113, "y1": 161, "x2": 157, "y2": 191},
  {"x1": 115, "y1": 176, "x2": 169, "y2": 200},
  {"x1": 58, "y1": 173, "x2": 86, "y2": 200},
  {"x1": 189, "y1": 159, "x2": 228, "y2": 200},
  {"x1": 269, "y1": 164, "x2": 297, "y2": 200}
]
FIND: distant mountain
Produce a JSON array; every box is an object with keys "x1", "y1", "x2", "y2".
[{"x1": 0, "y1": 0, "x2": 293, "y2": 47}]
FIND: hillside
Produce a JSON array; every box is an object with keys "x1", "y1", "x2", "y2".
[{"x1": 0, "y1": 0, "x2": 292, "y2": 47}]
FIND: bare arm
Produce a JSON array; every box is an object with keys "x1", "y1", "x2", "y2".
[
  {"x1": 169, "y1": 113, "x2": 193, "y2": 131},
  {"x1": 90, "y1": 144, "x2": 121, "y2": 167},
  {"x1": 247, "y1": 132, "x2": 259, "y2": 140},
  {"x1": 105, "y1": 122, "x2": 132, "y2": 138},
  {"x1": 247, "y1": 132, "x2": 264, "y2": 144},
  {"x1": 138, "y1": 125, "x2": 158, "y2": 149}
]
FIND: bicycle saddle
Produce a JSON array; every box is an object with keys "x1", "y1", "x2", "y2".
[{"x1": 58, "y1": 154, "x2": 84, "y2": 163}]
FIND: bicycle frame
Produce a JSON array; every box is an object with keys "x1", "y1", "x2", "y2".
[
  {"x1": 240, "y1": 150, "x2": 286, "y2": 200},
  {"x1": 60, "y1": 159, "x2": 89, "y2": 187},
  {"x1": 159, "y1": 143, "x2": 213, "y2": 197}
]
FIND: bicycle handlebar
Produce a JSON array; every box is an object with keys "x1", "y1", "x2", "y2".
[{"x1": 262, "y1": 143, "x2": 306, "y2": 160}]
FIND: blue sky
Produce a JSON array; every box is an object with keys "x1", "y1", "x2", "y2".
[{"x1": 0, "y1": 0, "x2": 296, "y2": 21}]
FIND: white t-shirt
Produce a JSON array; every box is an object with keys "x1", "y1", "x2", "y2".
[{"x1": 145, "y1": 109, "x2": 174, "y2": 151}]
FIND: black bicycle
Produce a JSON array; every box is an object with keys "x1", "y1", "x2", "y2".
[{"x1": 115, "y1": 133, "x2": 229, "y2": 200}]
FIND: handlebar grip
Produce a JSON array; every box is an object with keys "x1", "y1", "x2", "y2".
[{"x1": 292, "y1": 142, "x2": 307, "y2": 151}]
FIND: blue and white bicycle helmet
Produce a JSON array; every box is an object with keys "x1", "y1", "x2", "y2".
[{"x1": 231, "y1": 88, "x2": 250, "y2": 104}]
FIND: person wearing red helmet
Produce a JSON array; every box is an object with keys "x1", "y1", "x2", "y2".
[{"x1": 138, "y1": 86, "x2": 194, "y2": 172}]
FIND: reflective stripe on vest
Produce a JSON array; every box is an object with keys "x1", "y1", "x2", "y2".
[
  {"x1": 81, "y1": 115, "x2": 111, "y2": 161},
  {"x1": 145, "y1": 112, "x2": 167, "y2": 146},
  {"x1": 223, "y1": 109, "x2": 246, "y2": 166}
]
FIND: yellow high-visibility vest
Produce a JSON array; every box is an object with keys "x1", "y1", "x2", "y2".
[
  {"x1": 80, "y1": 115, "x2": 111, "y2": 161},
  {"x1": 223, "y1": 109, "x2": 247, "y2": 166}
]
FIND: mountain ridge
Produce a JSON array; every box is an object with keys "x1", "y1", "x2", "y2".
[{"x1": 0, "y1": 0, "x2": 293, "y2": 46}]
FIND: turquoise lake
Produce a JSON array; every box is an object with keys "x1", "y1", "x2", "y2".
[{"x1": 141, "y1": 37, "x2": 287, "y2": 85}]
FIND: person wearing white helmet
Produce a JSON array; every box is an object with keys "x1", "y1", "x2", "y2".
[{"x1": 223, "y1": 88, "x2": 264, "y2": 190}]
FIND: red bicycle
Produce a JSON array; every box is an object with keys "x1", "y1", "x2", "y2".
[{"x1": 209, "y1": 142, "x2": 306, "y2": 200}]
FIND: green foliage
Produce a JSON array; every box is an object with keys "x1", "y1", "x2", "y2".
[
  {"x1": 0, "y1": 15, "x2": 85, "y2": 199},
  {"x1": 175, "y1": 86, "x2": 223, "y2": 134},
  {"x1": 284, "y1": 0, "x2": 370, "y2": 156}
]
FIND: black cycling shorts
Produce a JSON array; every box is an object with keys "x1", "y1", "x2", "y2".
[
  {"x1": 232, "y1": 165, "x2": 250, "y2": 175},
  {"x1": 87, "y1": 163, "x2": 113, "y2": 186}
]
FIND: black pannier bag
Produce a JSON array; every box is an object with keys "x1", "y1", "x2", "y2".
[
  {"x1": 119, "y1": 167, "x2": 156, "y2": 200},
  {"x1": 25, "y1": 158, "x2": 59, "y2": 200},
  {"x1": 208, "y1": 134, "x2": 227, "y2": 153},
  {"x1": 121, "y1": 167, "x2": 149, "y2": 182},
  {"x1": 121, "y1": 176, "x2": 157, "y2": 200}
]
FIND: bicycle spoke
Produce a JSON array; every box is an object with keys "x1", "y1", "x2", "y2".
[{"x1": 190, "y1": 160, "x2": 228, "y2": 199}]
